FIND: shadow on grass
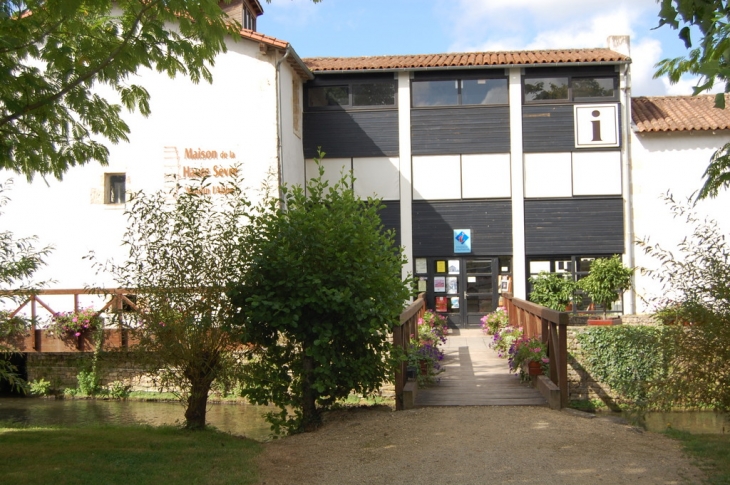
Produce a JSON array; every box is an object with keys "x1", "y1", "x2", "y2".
[{"x1": 0, "y1": 423, "x2": 262, "y2": 485}]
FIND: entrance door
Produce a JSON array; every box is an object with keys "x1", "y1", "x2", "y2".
[{"x1": 462, "y1": 258, "x2": 494, "y2": 328}]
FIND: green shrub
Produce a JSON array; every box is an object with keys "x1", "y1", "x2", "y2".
[
  {"x1": 76, "y1": 370, "x2": 102, "y2": 396},
  {"x1": 576, "y1": 325, "x2": 674, "y2": 405},
  {"x1": 29, "y1": 378, "x2": 52, "y2": 396},
  {"x1": 107, "y1": 381, "x2": 131, "y2": 399},
  {"x1": 528, "y1": 272, "x2": 577, "y2": 311}
]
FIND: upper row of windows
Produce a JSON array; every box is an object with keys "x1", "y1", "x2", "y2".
[{"x1": 306, "y1": 76, "x2": 617, "y2": 109}]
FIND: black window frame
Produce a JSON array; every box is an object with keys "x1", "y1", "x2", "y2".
[
  {"x1": 304, "y1": 75, "x2": 398, "y2": 111},
  {"x1": 523, "y1": 74, "x2": 618, "y2": 104},
  {"x1": 410, "y1": 73, "x2": 509, "y2": 108}
]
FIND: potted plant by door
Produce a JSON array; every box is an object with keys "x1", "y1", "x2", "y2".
[
  {"x1": 577, "y1": 255, "x2": 633, "y2": 325},
  {"x1": 528, "y1": 271, "x2": 577, "y2": 311}
]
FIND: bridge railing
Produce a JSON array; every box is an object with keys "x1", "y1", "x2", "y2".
[
  {"x1": 393, "y1": 293, "x2": 426, "y2": 411},
  {"x1": 0, "y1": 288, "x2": 138, "y2": 352},
  {"x1": 502, "y1": 293, "x2": 570, "y2": 408}
]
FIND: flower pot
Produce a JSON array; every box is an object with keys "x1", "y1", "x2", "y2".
[
  {"x1": 587, "y1": 317, "x2": 622, "y2": 326},
  {"x1": 418, "y1": 359, "x2": 429, "y2": 376},
  {"x1": 527, "y1": 360, "x2": 543, "y2": 376}
]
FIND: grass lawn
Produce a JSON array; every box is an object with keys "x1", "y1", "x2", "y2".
[
  {"x1": 0, "y1": 423, "x2": 262, "y2": 485},
  {"x1": 667, "y1": 430, "x2": 730, "y2": 485}
]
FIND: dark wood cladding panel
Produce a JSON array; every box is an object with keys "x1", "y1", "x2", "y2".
[
  {"x1": 522, "y1": 105, "x2": 575, "y2": 152},
  {"x1": 412, "y1": 200, "x2": 512, "y2": 256},
  {"x1": 524, "y1": 198, "x2": 624, "y2": 255},
  {"x1": 303, "y1": 110, "x2": 399, "y2": 158},
  {"x1": 378, "y1": 201, "x2": 401, "y2": 248},
  {"x1": 411, "y1": 106, "x2": 510, "y2": 155}
]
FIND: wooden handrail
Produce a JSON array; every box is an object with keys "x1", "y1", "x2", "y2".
[
  {"x1": 393, "y1": 293, "x2": 426, "y2": 411},
  {"x1": 502, "y1": 293, "x2": 570, "y2": 408}
]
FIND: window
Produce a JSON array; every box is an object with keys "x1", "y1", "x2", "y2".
[
  {"x1": 306, "y1": 81, "x2": 396, "y2": 109},
  {"x1": 524, "y1": 77, "x2": 569, "y2": 101},
  {"x1": 527, "y1": 255, "x2": 622, "y2": 313},
  {"x1": 292, "y1": 79, "x2": 301, "y2": 134},
  {"x1": 524, "y1": 76, "x2": 617, "y2": 103},
  {"x1": 105, "y1": 174, "x2": 125, "y2": 204},
  {"x1": 572, "y1": 77, "x2": 615, "y2": 100},
  {"x1": 243, "y1": 7, "x2": 256, "y2": 31},
  {"x1": 412, "y1": 78, "x2": 508, "y2": 107},
  {"x1": 352, "y1": 83, "x2": 396, "y2": 106}
]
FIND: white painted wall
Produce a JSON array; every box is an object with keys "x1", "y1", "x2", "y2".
[
  {"x1": 461, "y1": 154, "x2": 511, "y2": 199},
  {"x1": 631, "y1": 129, "x2": 730, "y2": 312},
  {"x1": 523, "y1": 152, "x2": 572, "y2": 197},
  {"x1": 1, "y1": 34, "x2": 301, "y2": 290},
  {"x1": 412, "y1": 155, "x2": 461, "y2": 200}
]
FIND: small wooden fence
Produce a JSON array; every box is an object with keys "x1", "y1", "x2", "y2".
[
  {"x1": 502, "y1": 293, "x2": 570, "y2": 408},
  {"x1": 393, "y1": 293, "x2": 426, "y2": 411},
  {"x1": 0, "y1": 288, "x2": 138, "y2": 352}
]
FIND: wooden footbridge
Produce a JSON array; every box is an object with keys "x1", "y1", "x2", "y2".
[
  {"x1": 394, "y1": 294, "x2": 569, "y2": 411},
  {"x1": 413, "y1": 328, "x2": 547, "y2": 407}
]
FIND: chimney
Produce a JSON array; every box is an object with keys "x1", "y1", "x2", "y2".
[{"x1": 607, "y1": 35, "x2": 630, "y2": 57}]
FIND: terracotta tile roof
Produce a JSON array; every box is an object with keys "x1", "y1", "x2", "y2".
[
  {"x1": 632, "y1": 95, "x2": 730, "y2": 132},
  {"x1": 239, "y1": 28, "x2": 289, "y2": 50},
  {"x1": 238, "y1": 29, "x2": 313, "y2": 80},
  {"x1": 303, "y1": 48, "x2": 629, "y2": 72}
]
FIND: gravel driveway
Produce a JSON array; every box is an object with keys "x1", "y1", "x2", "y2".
[{"x1": 255, "y1": 406, "x2": 703, "y2": 485}]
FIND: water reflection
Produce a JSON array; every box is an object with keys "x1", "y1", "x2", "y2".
[{"x1": 0, "y1": 398, "x2": 275, "y2": 441}]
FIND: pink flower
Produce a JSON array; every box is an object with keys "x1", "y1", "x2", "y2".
[
  {"x1": 542, "y1": 357, "x2": 550, "y2": 364},
  {"x1": 74, "y1": 332, "x2": 81, "y2": 337},
  {"x1": 72, "y1": 317, "x2": 78, "y2": 323}
]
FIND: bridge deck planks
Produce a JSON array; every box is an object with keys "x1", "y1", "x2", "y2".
[{"x1": 414, "y1": 328, "x2": 547, "y2": 407}]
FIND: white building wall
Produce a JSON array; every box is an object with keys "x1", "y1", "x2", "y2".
[
  {"x1": 1, "y1": 35, "x2": 298, "y2": 290},
  {"x1": 631, "y1": 129, "x2": 730, "y2": 312}
]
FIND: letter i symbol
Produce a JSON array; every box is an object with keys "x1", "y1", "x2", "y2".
[{"x1": 591, "y1": 110, "x2": 602, "y2": 142}]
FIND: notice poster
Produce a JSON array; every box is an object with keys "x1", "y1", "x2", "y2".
[
  {"x1": 417, "y1": 277, "x2": 427, "y2": 292},
  {"x1": 435, "y1": 260, "x2": 446, "y2": 273},
  {"x1": 415, "y1": 258, "x2": 428, "y2": 274},
  {"x1": 450, "y1": 297, "x2": 460, "y2": 310},
  {"x1": 448, "y1": 260, "x2": 460, "y2": 274},
  {"x1": 446, "y1": 276, "x2": 458, "y2": 294},
  {"x1": 434, "y1": 276, "x2": 446, "y2": 293},
  {"x1": 435, "y1": 296, "x2": 448, "y2": 313}
]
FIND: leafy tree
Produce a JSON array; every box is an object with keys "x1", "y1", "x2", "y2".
[
  {"x1": 98, "y1": 173, "x2": 252, "y2": 429},
  {"x1": 2, "y1": 0, "x2": 312, "y2": 180},
  {"x1": 577, "y1": 255, "x2": 633, "y2": 320},
  {"x1": 654, "y1": 0, "x2": 730, "y2": 199},
  {"x1": 528, "y1": 271, "x2": 577, "y2": 311},
  {"x1": 638, "y1": 194, "x2": 730, "y2": 411},
  {"x1": 0, "y1": 179, "x2": 52, "y2": 392},
  {"x1": 231, "y1": 161, "x2": 412, "y2": 434}
]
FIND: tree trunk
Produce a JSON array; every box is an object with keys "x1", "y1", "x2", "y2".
[
  {"x1": 183, "y1": 350, "x2": 219, "y2": 430},
  {"x1": 300, "y1": 353, "x2": 321, "y2": 432},
  {"x1": 184, "y1": 377, "x2": 213, "y2": 430}
]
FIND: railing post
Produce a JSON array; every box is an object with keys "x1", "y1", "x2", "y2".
[{"x1": 559, "y1": 319, "x2": 568, "y2": 407}]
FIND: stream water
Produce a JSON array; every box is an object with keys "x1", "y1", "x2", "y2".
[
  {"x1": 0, "y1": 397, "x2": 275, "y2": 441},
  {"x1": 1, "y1": 397, "x2": 727, "y2": 438}
]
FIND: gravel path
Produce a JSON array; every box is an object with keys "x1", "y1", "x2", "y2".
[{"x1": 255, "y1": 406, "x2": 703, "y2": 485}]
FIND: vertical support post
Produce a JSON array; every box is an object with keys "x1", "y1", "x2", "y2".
[
  {"x1": 31, "y1": 294, "x2": 39, "y2": 351},
  {"x1": 541, "y1": 317, "x2": 548, "y2": 344},
  {"x1": 559, "y1": 321, "x2": 568, "y2": 407}
]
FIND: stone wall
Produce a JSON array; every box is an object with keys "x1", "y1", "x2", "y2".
[{"x1": 26, "y1": 352, "x2": 160, "y2": 393}]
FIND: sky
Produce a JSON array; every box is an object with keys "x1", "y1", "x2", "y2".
[{"x1": 257, "y1": 0, "x2": 713, "y2": 97}]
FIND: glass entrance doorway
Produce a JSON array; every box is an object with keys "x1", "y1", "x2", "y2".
[{"x1": 416, "y1": 256, "x2": 508, "y2": 329}]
